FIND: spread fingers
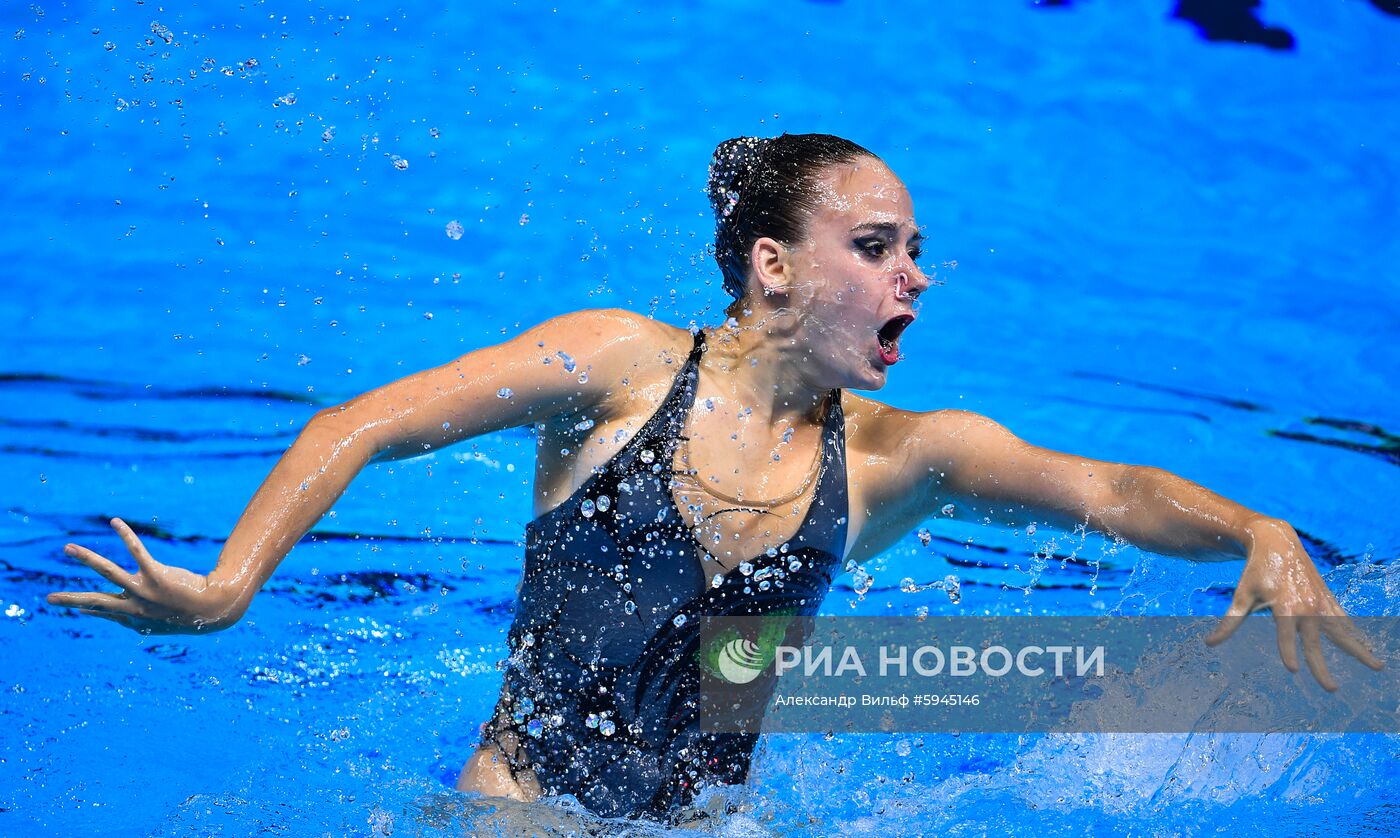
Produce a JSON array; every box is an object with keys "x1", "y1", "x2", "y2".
[
  {"x1": 47, "y1": 591, "x2": 140, "y2": 615},
  {"x1": 1300, "y1": 620, "x2": 1338, "y2": 692},
  {"x1": 110, "y1": 518, "x2": 158, "y2": 576},
  {"x1": 79, "y1": 609, "x2": 138, "y2": 630},
  {"x1": 1274, "y1": 615, "x2": 1299, "y2": 673},
  {"x1": 1322, "y1": 618, "x2": 1385, "y2": 671},
  {"x1": 63, "y1": 543, "x2": 136, "y2": 589}
]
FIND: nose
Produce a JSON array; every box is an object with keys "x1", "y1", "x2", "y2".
[{"x1": 893, "y1": 264, "x2": 930, "y2": 301}]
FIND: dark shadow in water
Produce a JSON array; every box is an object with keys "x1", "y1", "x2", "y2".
[
  {"x1": 0, "y1": 417, "x2": 299, "y2": 443},
  {"x1": 0, "y1": 372, "x2": 322, "y2": 406},
  {"x1": 260, "y1": 569, "x2": 461, "y2": 605},
  {"x1": 1293, "y1": 527, "x2": 1361, "y2": 568},
  {"x1": 1, "y1": 508, "x2": 521, "y2": 550},
  {"x1": 1031, "y1": 0, "x2": 1387, "y2": 51},
  {"x1": 1269, "y1": 417, "x2": 1400, "y2": 468},
  {"x1": 6, "y1": 553, "x2": 517, "y2": 617},
  {"x1": 930, "y1": 519, "x2": 1357, "y2": 569},
  {"x1": 1070, "y1": 371, "x2": 1267, "y2": 412},
  {"x1": 1047, "y1": 394, "x2": 1212, "y2": 423},
  {"x1": 1, "y1": 443, "x2": 286, "y2": 460},
  {"x1": 1171, "y1": 0, "x2": 1296, "y2": 51}
]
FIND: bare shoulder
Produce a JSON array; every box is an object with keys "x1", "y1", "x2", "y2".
[
  {"x1": 841, "y1": 396, "x2": 1022, "y2": 471},
  {"x1": 521, "y1": 308, "x2": 695, "y2": 416},
  {"x1": 529, "y1": 308, "x2": 687, "y2": 357}
]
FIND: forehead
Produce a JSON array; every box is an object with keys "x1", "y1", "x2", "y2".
[{"x1": 808, "y1": 158, "x2": 915, "y2": 227}]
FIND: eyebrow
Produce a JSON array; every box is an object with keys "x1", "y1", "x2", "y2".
[{"x1": 850, "y1": 221, "x2": 924, "y2": 245}]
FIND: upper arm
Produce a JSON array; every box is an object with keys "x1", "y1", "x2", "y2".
[
  {"x1": 311, "y1": 308, "x2": 667, "y2": 461},
  {"x1": 914, "y1": 409, "x2": 1131, "y2": 530}
]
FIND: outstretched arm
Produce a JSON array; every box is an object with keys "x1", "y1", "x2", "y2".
[
  {"x1": 908, "y1": 409, "x2": 1382, "y2": 690},
  {"x1": 47, "y1": 309, "x2": 653, "y2": 634}
]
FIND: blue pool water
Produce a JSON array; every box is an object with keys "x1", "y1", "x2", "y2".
[{"x1": 2, "y1": 1, "x2": 1398, "y2": 834}]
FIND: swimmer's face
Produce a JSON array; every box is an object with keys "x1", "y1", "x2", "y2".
[{"x1": 782, "y1": 157, "x2": 928, "y2": 390}]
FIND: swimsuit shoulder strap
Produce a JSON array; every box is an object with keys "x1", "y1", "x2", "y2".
[{"x1": 629, "y1": 328, "x2": 705, "y2": 448}]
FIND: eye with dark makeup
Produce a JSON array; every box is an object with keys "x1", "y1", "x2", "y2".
[
  {"x1": 855, "y1": 236, "x2": 888, "y2": 259},
  {"x1": 856, "y1": 235, "x2": 923, "y2": 266}
]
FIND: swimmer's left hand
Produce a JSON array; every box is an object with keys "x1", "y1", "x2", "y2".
[
  {"x1": 47, "y1": 517, "x2": 237, "y2": 635},
  {"x1": 1205, "y1": 517, "x2": 1384, "y2": 691}
]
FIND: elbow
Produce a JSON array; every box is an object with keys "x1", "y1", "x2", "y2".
[
  {"x1": 301, "y1": 404, "x2": 383, "y2": 462},
  {"x1": 190, "y1": 578, "x2": 251, "y2": 634},
  {"x1": 1110, "y1": 463, "x2": 1158, "y2": 503}
]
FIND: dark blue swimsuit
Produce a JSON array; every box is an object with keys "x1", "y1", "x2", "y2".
[{"x1": 481, "y1": 330, "x2": 849, "y2": 820}]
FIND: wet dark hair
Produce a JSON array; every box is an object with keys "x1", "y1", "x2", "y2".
[{"x1": 707, "y1": 133, "x2": 876, "y2": 301}]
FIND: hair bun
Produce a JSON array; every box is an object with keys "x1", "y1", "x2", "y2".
[{"x1": 707, "y1": 136, "x2": 769, "y2": 219}]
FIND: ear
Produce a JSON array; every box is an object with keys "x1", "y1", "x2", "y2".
[{"x1": 748, "y1": 236, "x2": 791, "y2": 297}]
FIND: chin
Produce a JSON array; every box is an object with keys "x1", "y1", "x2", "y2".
[{"x1": 849, "y1": 363, "x2": 889, "y2": 392}]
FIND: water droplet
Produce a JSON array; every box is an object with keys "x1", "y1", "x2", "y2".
[
  {"x1": 445, "y1": 220, "x2": 464, "y2": 240},
  {"x1": 518, "y1": 696, "x2": 535, "y2": 714},
  {"x1": 788, "y1": 557, "x2": 803, "y2": 572},
  {"x1": 639, "y1": 449, "x2": 655, "y2": 464},
  {"x1": 586, "y1": 713, "x2": 600, "y2": 729},
  {"x1": 277, "y1": 92, "x2": 297, "y2": 106},
  {"x1": 390, "y1": 155, "x2": 409, "y2": 171},
  {"x1": 103, "y1": 40, "x2": 116, "y2": 51},
  {"x1": 624, "y1": 600, "x2": 637, "y2": 615},
  {"x1": 739, "y1": 561, "x2": 754, "y2": 577},
  {"x1": 519, "y1": 213, "x2": 530, "y2": 226},
  {"x1": 496, "y1": 388, "x2": 514, "y2": 399},
  {"x1": 941, "y1": 503, "x2": 956, "y2": 517},
  {"x1": 917, "y1": 528, "x2": 932, "y2": 546},
  {"x1": 711, "y1": 574, "x2": 724, "y2": 588},
  {"x1": 895, "y1": 739, "x2": 912, "y2": 757},
  {"x1": 1026, "y1": 523, "x2": 1037, "y2": 537},
  {"x1": 521, "y1": 631, "x2": 535, "y2": 648},
  {"x1": 321, "y1": 126, "x2": 335, "y2": 143},
  {"x1": 556, "y1": 351, "x2": 576, "y2": 372},
  {"x1": 599, "y1": 719, "x2": 616, "y2": 737},
  {"x1": 672, "y1": 614, "x2": 687, "y2": 628},
  {"x1": 900, "y1": 577, "x2": 919, "y2": 593},
  {"x1": 580, "y1": 499, "x2": 596, "y2": 518},
  {"x1": 596, "y1": 495, "x2": 611, "y2": 512},
  {"x1": 578, "y1": 371, "x2": 589, "y2": 384},
  {"x1": 852, "y1": 566, "x2": 873, "y2": 596},
  {"x1": 575, "y1": 418, "x2": 595, "y2": 432},
  {"x1": 429, "y1": 126, "x2": 441, "y2": 138},
  {"x1": 944, "y1": 575, "x2": 962, "y2": 604},
  {"x1": 297, "y1": 354, "x2": 311, "y2": 366}
]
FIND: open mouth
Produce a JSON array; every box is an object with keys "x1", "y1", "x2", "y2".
[{"x1": 876, "y1": 315, "x2": 915, "y2": 365}]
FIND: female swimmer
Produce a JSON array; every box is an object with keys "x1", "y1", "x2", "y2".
[{"x1": 47, "y1": 133, "x2": 1380, "y2": 821}]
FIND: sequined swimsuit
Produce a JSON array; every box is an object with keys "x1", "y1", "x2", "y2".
[{"x1": 480, "y1": 330, "x2": 849, "y2": 820}]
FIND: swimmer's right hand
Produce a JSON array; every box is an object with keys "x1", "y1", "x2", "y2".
[{"x1": 47, "y1": 517, "x2": 242, "y2": 634}]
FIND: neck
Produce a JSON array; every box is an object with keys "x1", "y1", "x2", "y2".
[{"x1": 702, "y1": 303, "x2": 830, "y2": 428}]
